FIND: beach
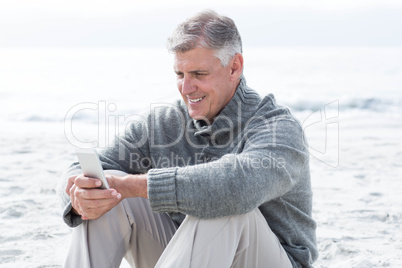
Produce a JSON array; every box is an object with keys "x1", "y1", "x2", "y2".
[{"x1": 0, "y1": 47, "x2": 401, "y2": 267}]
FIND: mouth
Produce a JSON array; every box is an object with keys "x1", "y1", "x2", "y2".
[{"x1": 188, "y1": 96, "x2": 205, "y2": 103}]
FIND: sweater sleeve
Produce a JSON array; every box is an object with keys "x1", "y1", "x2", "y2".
[
  {"x1": 56, "y1": 164, "x2": 84, "y2": 227},
  {"x1": 148, "y1": 115, "x2": 309, "y2": 218}
]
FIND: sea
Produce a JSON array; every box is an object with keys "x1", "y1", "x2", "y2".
[{"x1": 0, "y1": 46, "x2": 401, "y2": 125}]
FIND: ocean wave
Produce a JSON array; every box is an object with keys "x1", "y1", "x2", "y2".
[
  {"x1": 3, "y1": 97, "x2": 400, "y2": 124},
  {"x1": 285, "y1": 97, "x2": 401, "y2": 113}
]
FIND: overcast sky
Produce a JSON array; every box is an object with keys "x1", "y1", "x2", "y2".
[{"x1": 1, "y1": 0, "x2": 401, "y2": 47}]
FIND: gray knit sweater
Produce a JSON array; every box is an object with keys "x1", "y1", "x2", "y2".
[{"x1": 58, "y1": 78, "x2": 318, "y2": 267}]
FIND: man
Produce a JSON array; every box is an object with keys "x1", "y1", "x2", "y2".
[{"x1": 58, "y1": 10, "x2": 318, "y2": 267}]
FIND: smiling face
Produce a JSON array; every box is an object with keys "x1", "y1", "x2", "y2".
[{"x1": 174, "y1": 47, "x2": 243, "y2": 122}]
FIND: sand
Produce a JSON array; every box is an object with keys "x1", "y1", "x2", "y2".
[{"x1": 1, "y1": 109, "x2": 401, "y2": 268}]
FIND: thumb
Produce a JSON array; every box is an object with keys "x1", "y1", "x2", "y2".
[{"x1": 105, "y1": 174, "x2": 114, "y2": 188}]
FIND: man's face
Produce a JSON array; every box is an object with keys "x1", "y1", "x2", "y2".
[{"x1": 174, "y1": 47, "x2": 238, "y2": 122}]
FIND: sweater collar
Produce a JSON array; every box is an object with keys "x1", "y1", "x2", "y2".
[{"x1": 193, "y1": 76, "x2": 261, "y2": 139}]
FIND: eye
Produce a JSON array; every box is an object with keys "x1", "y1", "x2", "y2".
[
  {"x1": 194, "y1": 72, "x2": 207, "y2": 78},
  {"x1": 175, "y1": 72, "x2": 184, "y2": 79}
]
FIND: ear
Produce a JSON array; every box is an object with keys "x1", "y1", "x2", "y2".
[{"x1": 230, "y1": 53, "x2": 244, "y2": 81}]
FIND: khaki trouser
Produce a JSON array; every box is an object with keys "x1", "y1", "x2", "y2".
[{"x1": 63, "y1": 172, "x2": 292, "y2": 268}]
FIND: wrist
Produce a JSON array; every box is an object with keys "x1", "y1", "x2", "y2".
[{"x1": 116, "y1": 174, "x2": 148, "y2": 199}]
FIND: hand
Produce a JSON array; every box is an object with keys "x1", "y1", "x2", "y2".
[{"x1": 65, "y1": 174, "x2": 122, "y2": 220}]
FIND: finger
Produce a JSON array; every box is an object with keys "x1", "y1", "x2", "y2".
[
  {"x1": 80, "y1": 196, "x2": 118, "y2": 211},
  {"x1": 74, "y1": 175, "x2": 102, "y2": 189},
  {"x1": 69, "y1": 184, "x2": 75, "y2": 206},
  {"x1": 104, "y1": 174, "x2": 114, "y2": 188},
  {"x1": 79, "y1": 197, "x2": 122, "y2": 220},
  {"x1": 75, "y1": 188, "x2": 121, "y2": 201},
  {"x1": 65, "y1": 175, "x2": 78, "y2": 195},
  {"x1": 70, "y1": 186, "x2": 122, "y2": 220},
  {"x1": 69, "y1": 184, "x2": 81, "y2": 216}
]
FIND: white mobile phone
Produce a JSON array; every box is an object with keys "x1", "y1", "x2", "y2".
[{"x1": 76, "y1": 148, "x2": 110, "y2": 189}]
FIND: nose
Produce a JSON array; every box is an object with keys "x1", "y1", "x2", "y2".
[{"x1": 181, "y1": 75, "x2": 196, "y2": 95}]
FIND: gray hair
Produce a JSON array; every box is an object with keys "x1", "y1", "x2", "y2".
[{"x1": 167, "y1": 10, "x2": 242, "y2": 67}]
